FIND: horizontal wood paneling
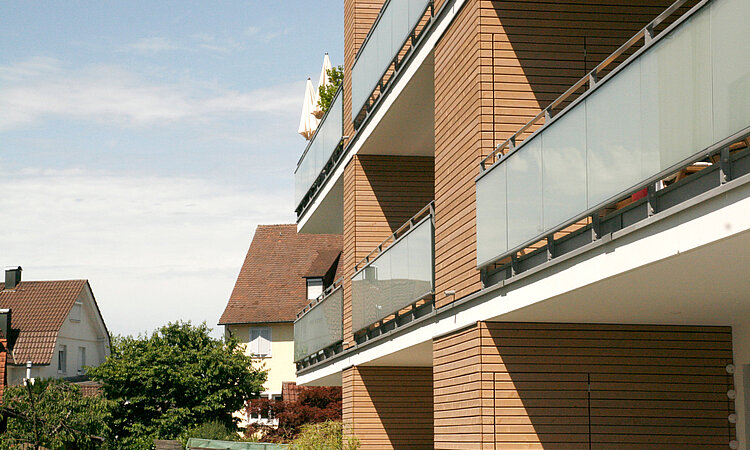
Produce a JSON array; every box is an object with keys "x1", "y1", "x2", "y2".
[
  {"x1": 342, "y1": 155, "x2": 434, "y2": 342},
  {"x1": 433, "y1": 0, "x2": 684, "y2": 309},
  {"x1": 344, "y1": 366, "x2": 433, "y2": 449},
  {"x1": 485, "y1": 322, "x2": 735, "y2": 448},
  {"x1": 434, "y1": 0, "x2": 483, "y2": 307},
  {"x1": 434, "y1": 323, "x2": 486, "y2": 449}
]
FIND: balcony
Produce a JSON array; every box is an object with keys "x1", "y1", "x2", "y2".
[
  {"x1": 294, "y1": 88, "x2": 344, "y2": 215},
  {"x1": 351, "y1": 0, "x2": 433, "y2": 127},
  {"x1": 476, "y1": 0, "x2": 750, "y2": 271},
  {"x1": 294, "y1": 282, "x2": 343, "y2": 366},
  {"x1": 351, "y1": 203, "x2": 434, "y2": 340}
]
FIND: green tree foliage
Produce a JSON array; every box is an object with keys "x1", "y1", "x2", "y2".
[
  {"x1": 87, "y1": 321, "x2": 266, "y2": 446},
  {"x1": 0, "y1": 378, "x2": 111, "y2": 449},
  {"x1": 290, "y1": 421, "x2": 359, "y2": 450},
  {"x1": 317, "y1": 66, "x2": 344, "y2": 114}
]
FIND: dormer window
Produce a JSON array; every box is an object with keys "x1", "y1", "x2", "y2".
[{"x1": 307, "y1": 278, "x2": 323, "y2": 300}]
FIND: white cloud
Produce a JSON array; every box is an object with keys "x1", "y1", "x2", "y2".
[
  {"x1": 0, "y1": 58, "x2": 302, "y2": 130},
  {"x1": 0, "y1": 169, "x2": 294, "y2": 337}
]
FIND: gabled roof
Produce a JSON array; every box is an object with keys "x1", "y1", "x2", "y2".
[
  {"x1": 219, "y1": 224, "x2": 342, "y2": 325},
  {"x1": 0, "y1": 279, "x2": 87, "y2": 365}
]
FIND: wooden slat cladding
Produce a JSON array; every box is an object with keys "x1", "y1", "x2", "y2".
[
  {"x1": 433, "y1": 0, "x2": 681, "y2": 309},
  {"x1": 344, "y1": 0, "x2": 386, "y2": 139},
  {"x1": 342, "y1": 155, "x2": 434, "y2": 346},
  {"x1": 343, "y1": 160, "x2": 357, "y2": 347},
  {"x1": 343, "y1": 366, "x2": 434, "y2": 449},
  {"x1": 434, "y1": 324, "x2": 486, "y2": 449},
  {"x1": 434, "y1": 322, "x2": 736, "y2": 448},
  {"x1": 433, "y1": 0, "x2": 483, "y2": 308}
]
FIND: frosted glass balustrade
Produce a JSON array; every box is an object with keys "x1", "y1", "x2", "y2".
[
  {"x1": 476, "y1": 0, "x2": 750, "y2": 267},
  {"x1": 294, "y1": 92, "x2": 343, "y2": 208},
  {"x1": 351, "y1": 0, "x2": 431, "y2": 119},
  {"x1": 294, "y1": 287, "x2": 343, "y2": 361},
  {"x1": 351, "y1": 218, "x2": 433, "y2": 332}
]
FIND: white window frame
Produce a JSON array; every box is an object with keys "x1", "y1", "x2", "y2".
[
  {"x1": 77, "y1": 346, "x2": 86, "y2": 375},
  {"x1": 307, "y1": 278, "x2": 324, "y2": 300},
  {"x1": 249, "y1": 327, "x2": 272, "y2": 357},
  {"x1": 57, "y1": 345, "x2": 67, "y2": 373}
]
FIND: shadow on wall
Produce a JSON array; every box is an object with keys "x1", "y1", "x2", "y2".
[
  {"x1": 487, "y1": 322, "x2": 735, "y2": 447},
  {"x1": 358, "y1": 155, "x2": 434, "y2": 234},
  {"x1": 358, "y1": 366, "x2": 433, "y2": 449},
  {"x1": 488, "y1": 0, "x2": 691, "y2": 147}
]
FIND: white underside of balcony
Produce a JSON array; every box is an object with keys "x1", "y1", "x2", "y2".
[
  {"x1": 297, "y1": 0, "x2": 465, "y2": 234},
  {"x1": 298, "y1": 174, "x2": 750, "y2": 387}
]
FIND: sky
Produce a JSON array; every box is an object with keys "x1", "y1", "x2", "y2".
[{"x1": 0, "y1": 1, "x2": 344, "y2": 337}]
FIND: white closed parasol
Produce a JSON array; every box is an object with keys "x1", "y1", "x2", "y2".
[
  {"x1": 298, "y1": 77, "x2": 320, "y2": 140},
  {"x1": 312, "y1": 53, "x2": 332, "y2": 119}
]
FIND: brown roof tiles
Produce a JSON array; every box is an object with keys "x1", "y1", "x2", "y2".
[
  {"x1": 218, "y1": 224, "x2": 341, "y2": 325},
  {"x1": 0, "y1": 280, "x2": 87, "y2": 365}
]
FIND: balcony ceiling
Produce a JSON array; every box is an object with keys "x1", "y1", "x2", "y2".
[
  {"x1": 358, "y1": 51, "x2": 435, "y2": 157},
  {"x1": 497, "y1": 227, "x2": 750, "y2": 327},
  {"x1": 298, "y1": 175, "x2": 343, "y2": 235}
]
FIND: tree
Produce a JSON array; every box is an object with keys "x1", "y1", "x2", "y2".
[
  {"x1": 87, "y1": 321, "x2": 266, "y2": 445},
  {"x1": 246, "y1": 386, "x2": 341, "y2": 442},
  {"x1": 0, "y1": 378, "x2": 111, "y2": 449},
  {"x1": 317, "y1": 66, "x2": 344, "y2": 114}
]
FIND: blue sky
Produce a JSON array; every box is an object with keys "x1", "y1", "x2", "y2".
[{"x1": 0, "y1": 2, "x2": 344, "y2": 337}]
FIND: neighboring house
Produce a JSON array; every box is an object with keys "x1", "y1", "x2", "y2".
[
  {"x1": 290, "y1": 0, "x2": 750, "y2": 448},
  {"x1": 218, "y1": 224, "x2": 341, "y2": 422},
  {"x1": 0, "y1": 267, "x2": 111, "y2": 388}
]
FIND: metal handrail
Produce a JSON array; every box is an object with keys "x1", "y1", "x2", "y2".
[
  {"x1": 295, "y1": 277, "x2": 344, "y2": 321},
  {"x1": 352, "y1": 0, "x2": 433, "y2": 66},
  {"x1": 353, "y1": 201, "x2": 434, "y2": 273},
  {"x1": 479, "y1": 0, "x2": 693, "y2": 171},
  {"x1": 351, "y1": 0, "x2": 435, "y2": 126}
]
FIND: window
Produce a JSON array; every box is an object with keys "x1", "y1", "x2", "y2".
[
  {"x1": 307, "y1": 278, "x2": 323, "y2": 300},
  {"x1": 77, "y1": 346, "x2": 86, "y2": 374},
  {"x1": 57, "y1": 345, "x2": 67, "y2": 373},
  {"x1": 249, "y1": 327, "x2": 271, "y2": 357},
  {"x1": 70, "y1": 301, "x2": 82, "y2": 322}
]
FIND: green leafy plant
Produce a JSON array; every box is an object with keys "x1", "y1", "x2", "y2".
[
  {"x1": 87, "y1": 321, "x2": 267, "y2": 446},
  {"x1": 290, "y1": 421, "x2": 359, "y2": 450},
  {"x1": 0, "y1": 378, "x2": 111, "y2": 449},
  {"x1": 317, "y1": 66, "x2": 344, "y2": 114},
  {"x1": 246, "y1": 386, "x2": 341, "y2": 442}
]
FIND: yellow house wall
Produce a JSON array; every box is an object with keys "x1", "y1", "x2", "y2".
[{"x1": 226, "y1": 322, "x2": 296, "y2": 395}]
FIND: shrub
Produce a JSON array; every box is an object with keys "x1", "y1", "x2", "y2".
[
  {"x1": 246, "y1": 386, "x2": 341, "y2": 442},
  {"x1": 290, "y1": 421, "x2": 359, "y2": 450}
]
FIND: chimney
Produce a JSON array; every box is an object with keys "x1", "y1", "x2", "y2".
[
  {"x1": 0, "y1": 309, "x2": 10, "y2": 340},
  {"x1": 4, "y1": 266, "x2": 22, "y2": 290}
]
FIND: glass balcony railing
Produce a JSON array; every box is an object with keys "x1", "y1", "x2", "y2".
[
  {"x1": 351, "y1": 204, "x2": 434, "y2": 333},
  {"x1": 351, "y1": 0, "x2": 432, "y2": 122},
  {"x1": 294, "y1": 89, "x2": 344, "y2": 211},
  {"x1": 294, "y1": 284, "x2": 343, "y2": 363},
  {"x1": 476, "y1": 0, "x2": 750, "y2": 268}
]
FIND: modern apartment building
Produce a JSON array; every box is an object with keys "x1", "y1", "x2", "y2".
[{"x1": 292, "y1": 0, "x2": 750, "y2": 447}]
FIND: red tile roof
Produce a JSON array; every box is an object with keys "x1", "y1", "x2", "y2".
[
  {"x1": 219, "y1": 224, "x2": 341, "y2": 325},
  {"x1": 304, "y1": 249, "x2": 341, "y2": 278},
  {"x1": 0, "y1": 280, "x2": 87, "y2": 365}
]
